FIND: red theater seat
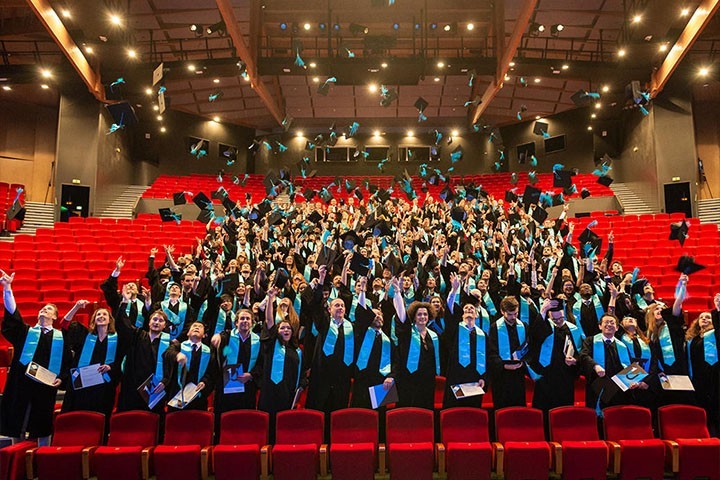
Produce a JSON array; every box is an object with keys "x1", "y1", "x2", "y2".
[
  {"x1": 548, "y1": 406, "x2": 608, "y2": 480},
  {"x1": 330, "y1": 409, "x2": 379, "y2": 480},
  {"x1": 272, "y1": 409, "x2": 325, "y2": 480},
  {"x1": 494, "y1": 407, "x2": 551, "y2": 480},
  {"x1": 149, "y1": 410, "x2": 213, "y2": 480},
  {"x1": 658, "y1": 404, "x2": 720, "y2": 480},
  {"x1": 0, "y1": 441, "x2": 36, "y2": 480},
  {"x1": 439, "y1": 408, "x2": 493, "y2": 480},
  {"x1": 386, "y1": 408, "x2": 435, "y2": 480},
  {"x1": 603, "y1": 405, "x2": 665, "y2": 480},
  {"x1": 212, "y1": 410, "x2": 270, "y2": 480}
]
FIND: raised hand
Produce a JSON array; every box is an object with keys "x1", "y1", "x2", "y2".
[
  {"x1": 150, "y1": 247, "x2": 158, "y2": 256},
  {"x1": 0, "y1": 269, "x2": 15, "y2": 288},
  {"x1": 75, "y1": 299, "x2": 90, "y2": 309},
  {"x1": 116, "y1": 256, "x2": 125, "y2": 270}
]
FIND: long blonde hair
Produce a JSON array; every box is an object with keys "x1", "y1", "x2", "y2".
[
  {"x1": 685, "y1": 312, "x2": 713, "y2": 342},
  {"x1": 89, "y1": 308, "x2": 116, "y2": 335},
  {"x1": 645, "y1": 303, "x2": 665, "y2": 342}
]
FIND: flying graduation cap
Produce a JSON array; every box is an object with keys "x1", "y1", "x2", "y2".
[
  {"x1": 172, "y1": 192, "x2": 188, "y2": 206},
  {"x1": 414, "y1": 97, "x2": 429, "y2": 122},
  {"x1": 533, "y1": 121, "x2": 550, "y2": 138},
  {"x1": 570, "y1": 89, "x2": 601, "y2": 107},
  {"x1": 159, "y1": 208, "x2": 182, "y2": 224},
  {"x1": 676, "y1": 255, "x2": 705, "y2": 275},
  {"x1": 317, "y1": 77, "x2": 337, "y2": 96},
  {"x1": 380, "y1": 85, "x2": 399, "y2": 107},
  {"x1": 669, "y1": 220, "x2": 689, "y2": 246}
]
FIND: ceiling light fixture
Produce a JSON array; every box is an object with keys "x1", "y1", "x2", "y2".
[
  {"x1": 40, "y1": 68, "x2": 52, "y2": 78},
  {"x1": 561, "y1": 64, "x2": 569, "y2": 70},
  {"x1": 699, "y1": 66, "x2": 710, "y2": 76},
  {"x1": 602, "y1": 85, "x2": 610, "y2": 92},
  {"x1": 127, "y1": 49, "x2": 137, "y2": 59},
  {"x1": 160, "y1": 127, "x2": 166, "y2": 133},
  {"x1": 350, "y1": 23, "x2": 369, "y2": 35},
  {"x1": 437, "y1": 61, "x2": 445, "y2": 68},
  {"x1": 2, "y1": 86, "x2": 11, "y2": 91},
  {"x1": 296, "y1": 131, "x2": 304, "y2": 137},
  {"x1": 659, "y1": 43, "x2": 668, "y2": 52},
  {"x1": 632, "y1": 14, "x2": 642, "y2": 23},
  {"x1": 407, "y1": 130, "x2": 414, "y2": 137},
  {"x1": 213, "y1": 116, "x2": 220, "y2": 122},
  {"x1": 466, "y1": 23, "x2": 474, "y2": 31},
  {"x1": 303, "y1": 22, "x2": 311, "y2": 30},
  {"x1": 529, "y1": 23, "x2": 544, "y2": 36},
  {"x1": 451, "y1": 129, "x2": 459, "y2": 137},
  {"x1": 187, "y1": 64, "x2": 195, "y2": 71},
  {"x1": 41, "y1": 84, "x2": 49, "y2": 89},
  {"x1": 617, "y1": 48, "x2": 626, "y2": 57},
  {"x1": 61, "y1": 9, "x2": 71, "y2": 18},
  {"x1": 145, "y1": 88, "x2": 153, "y2": 95},
  {"x1": 109, "y1": 14, "x2": 122, "y2": 26},
  {"x1": 373, "y1": 130, "x2": 381, "y2": 136},
  {"x1": 550, "y1": 24, "x2": 564, "y2": 36},
  {"x1": 84, "y1": 45, "x2": 94, "y2": 54},
  {"x1": 534, "y1": 77, "x2": 541, "y2": 83},
  {"x1": 681, "y1": 7, "x2": 690, "y2": 16},
  {"x1": 213, "y1": 78, "x2": 220, "y2": 83}
]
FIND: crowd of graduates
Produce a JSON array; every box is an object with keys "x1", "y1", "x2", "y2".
[{"x1": 2, "y1": 190, "x2": 719, "y2": 446}]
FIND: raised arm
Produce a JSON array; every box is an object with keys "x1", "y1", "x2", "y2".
[
  {"x1": 672, "y1": 274, "x2": 688, "y2": 317},
  {"x1": 265, "y1": 287, "x2": 278, "y2": 330},
  {"x1": 1, "y1": 270, "x2": 16, "y2": 314},
  {"x1": 391, "y1": 277, "x2": 407, "y2": 323}
]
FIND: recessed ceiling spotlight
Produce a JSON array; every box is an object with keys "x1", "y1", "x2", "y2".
[
  {"x1": 437, "y1": 61, "x2": 445, "y2": 68},
  {"x1": 407, "y1": 130, "x2": 414, "y2": 137},
  {"x1": 368, "y1": 84, "x2": 378, "y2": 93},
  {"x1": 213, "y1": 116, "x2": 220, "y2": 122},
  {"x1": 602, "y1": 85, "x2": 610, "y2": 92},
  {"x1": 145, "y1": 88, "x2": 153, "y2": 95},
  {"x1": 61, "y1": 9, "x2": 71, "y2": 18},
  {"x1": 618, "y1": 48, "x2": 627, "y2": 57},
  {"x1": 466, "y1": 23, "x2": 474, "y2": 31},
  {"x1": 561, "y1": 64, "x2": 569, "y2": 70},
  {"x1": 40, "y1": 68, "x2": 52, "y2": 78},
  {"x1": 109, "y1": 14, "x2": 122, "y2": 26},
  {"x1": 213, "y1": 78, "x2": 220, "y2": 83},
  {"x1": 127, "y1": 49, "x2": 137, "y2": 58},
  {"x1": 84, "y1": 45, "x2": 94, "y2": 54},
  {"x1": 41, "y1": 84, "x2": 49, "y2": 89},
  {"x1": 632, "y1": 14, "x2": 642, "y2": 23},
  {"x1": 451, "y1": 129, "x2": 459, "y2": 137},
  {"x1": 303, "y1": 23, "x2": 311, "y2": 30},
  {"x1": 534, "y1": 78, "x2": 541, "y2": 83},
  {"x1": 309, "y1": 62, "x2": 317, "y2": 68},
  {"x1": 2, "y1": 86, "x2": 11, "y2": 91}
]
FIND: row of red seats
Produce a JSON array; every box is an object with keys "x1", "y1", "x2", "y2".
[{"x1": 2, "y1": 404, "x2": 716, "y2": 480}]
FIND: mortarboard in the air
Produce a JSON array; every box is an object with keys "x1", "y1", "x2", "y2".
[
  {"x1": 522, "y1": 185, "x2": 542, "y2": 208},
  {"x1": 267, "y1": 211, "x2": 284, "y2": 226},
  {"x1": 551, "y1": 193, "x2": 565, "y2": 206},
  {"x1": 340, "y1": 230, "x2": 361, "y2": 250},
  {"x1": 317, "y1": 245, "x2": 338, "y2": 268},
  {"x1": 380, "y1": 87, "x2": 398, "y2": 107},
  {"x1": 450, "y1": 206, "x2": 466, "y2": 223},
  {"x1": 669, "y1": 220, "x2": 689, "y2": 246},
  {"x1": 308, "y1": 211, "x2": 323, "y2": 224},
  {"x1": 676, "y1": 256, "x2": 706, "y2": 275},
  {"x1": 373, "y1": 220, "x2": 393, "y2": 238},
  {"x1": 553, "y1": 170, "x2": 575, "y2": 189},
  {"x1": 159, "y1": 208, "x2": 181, "y2": 223},
  {"x1": 578, "y1": 227, "x2": 602, "y2": 257},
  {"x1": 383, "y1": 252, "x2": 402, "y2": 276},
  {"x1": 256, "y1": 200, "x2": 272, "y2": 219},
  {"x1": 305, "y1": 140, "x2": 315, "y2": 151},
  {"x1": 211, "y1": 187, "x2": 229, "y2": 200},
  {"x1": 319, "y1": 188, "x2": 333, "y2": 203},
  {"x1": 345, "y1": 180, "x2": 357, "y2": 193},
  {"x1": 630, "y1": 278, "x2": 649, "y2": 298},
  {"x1": 439, "y1": 185, "x2": 455, "y2": 203},
  {"x1": 465, "y1": 185, "x2": 479, "y2": 201},
  {"x1": 508, "y1": 212, "x2": 522, "y2": 225},
  {"x1": 221, "y1": 197, "x2": 239, "y2": 215},
  {"x1": 414, "y1": 97, "x2": 429, "y2": 112},
  {"x1": 349, "y1": 252, "x2": 371, "y2": 276},
  {"x1": 367, "y1": 183, "x2": 379, "y2": 194},
  {"x1": 172, "y1": 192, "x2": 187, "y2": 206},
  {"x1": 570, "y1": 89, "x2": 597, "y2": 107},
  {"x1": 531, "y1": 206, "x2": 548, "y2": 224},
  {"x1": 196, "y1": 209, "x2": 214, "y2": 224},
  {"x1": 532, "y1": 121, "x2": 549, "y2": 137},
  {"x1": 354, "y1": 188, "x2": 364, "y2": 201},
  {"x1": 274, "y1": 268, "x2": 290, "y2": 289},
  {"x1": 580, "y1": 188, "x2": 591, "y2": 199},
  {"x1": 597, "y1": 175, "x2": 614, "y2": 187},
  {"x1": 263, "y1": 172, "x2": 280, "y2": 194},
  {"x1": 303, "y1": 188, "x2": 317, "y2": 202},
  {"x1": 376, "y1": 188, "x2": 392, "y2": 203},
  {"x1": 192, "y1": 192, "x2": 212, "y2": 210}
]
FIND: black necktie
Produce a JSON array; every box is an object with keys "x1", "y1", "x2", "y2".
[{"x1": 605, "y1": 340, "x2": 620, "y2": 375}]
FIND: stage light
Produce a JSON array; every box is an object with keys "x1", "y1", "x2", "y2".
[
  {"x1": 145, "y1": 88, "x2": 153, "y2": 95},
  {"x1": 587, "y1": 126, "x2": 593, "y2": 131},
  {"x1": 437, "y1": 61, "x2": 445, "y2": 68},
  {"x1": 160, "y1": 127, "x2": 166, "y2": 133},
  {"x1": 591, "y1": 113, "x2": 597, "y2": 119},
  {"x1": 414, "y1": 23, "x2": 421, "y2": 30},
  {"x1": 350, "y1": 23, "x2": 369, "y2": 35},
  {"x1": 187, "y1": 64, "x2": 195, "y2": 72},
  {"x1": 333, "y1": 23, "x2": 341, "y2": 30},
  {"x1": 509, "y1": 61, "x2": 515, "y2": 67},
  {"x1": 153, "y1": 105, "x2": 159, "y2": 111},
  {"x1": 393, "y1": 23, "x2": 400, "y2": 30},
  {"x1": 84, "y1": 45, "x2": 93, "y2": 54},
  {"x1": 602, "y1": 85, "x2": 610, "y2": 92},
  {"x1": 632, "y1": 14, "x2": 642, "y2": 23},
  {"x1": 381, "y1": 62, "x2": 388, "y2": 68},
  {"x1": 659, "y1": 43, "x2": 668, "y2": 52},
  {"x1": 466, "y1": 23, "x2": 474, "y2": 31},
  {"x1": 41, "y1": 84, "x2": 49, "y2": 89},
  {"x1": 303, "y1": 23, "x2": 311, "y2": 30},
  {"x1": 451, "y1": 129, "x2": 459, "y2": 137},
  {"x1": 550, "y1": 24, "x2": 564, "y2": 36},
  {"x1": 443, "y1": 22, "x2": 457, "y2": 33},
  {"x1": 368, "y1": 84, "x2": 378, "y2": 93},
  {"x1": 109, "y1": 14, "x2": 122, "y2": 26},
  {"x1": 430, "y1": 22, "x2": 437, "y2": 30},
  {"x1": 595, "y1": 102, "x2": 602, "y2": 109},
  {"x1": 41, "y1": 68, "x2": 53, "y2": 78},
  {"x1": 156, "y1": 115, "x2": 163, "y2": 121},
  {"x1": 206, "y1": 21, "x2": 226, "y2": 36},
  {"x1": 127, "y1": 49, "x2": 137, "y2": 58},
  {"x1": 699, "y1": 66, "x2": 710, "y2": 76},
  {"x1": 529, "y1": 23, "x2": 544, "y2": 36},
  {"x1": 2, "y1": 86, "x2": 11, "y2": 91},
  {"x1": 61, "y1": 9, "x2": 71, "y2": 18},
  {"x1": 618, "y1": 48, "x2": 626, "y2": 57},
  {"x1": 373, "y1": 130, "x2": 381, "y2": 137}
]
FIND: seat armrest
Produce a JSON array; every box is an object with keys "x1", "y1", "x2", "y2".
[
  {"x1": 319, "y1": 443, "x2": 328, "y2": 477},
  {"x1": 662, "y1": 440, "x2": 679, "y2": 473},
  {"x1": 549, "y1": 442, "x2": 562, "y2": 474},
  {"x1": 82, "y1": 446, "x2": 98, "y2": 479},
  {"x1": 605, "y1": 441, "x2": 621, "y2": 474},
  {"x1": 25, "y1": 447, "x2": 39, "y2": 480},
  {"x1": 378, "y1": 444, "x2": 386, "y2": 475},
  {"x1": 260, "y1": 445, "x2": 270, "y2": 480},
  {"x1": 201, "y1": 446, "x2": 212, "y2": 480},
  {"x1": 492, "y1": 442, "x2": 504, "y2": 477},
  {"x1": 141, "y1": 446, "x2": 155, "y2": 480},
  {"x1": 436, "y1": 443, "x2": 446, "y2": 475}
]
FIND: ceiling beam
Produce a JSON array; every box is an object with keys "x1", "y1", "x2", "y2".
[
  {"x1": 215, "y1": 0, "x2": 285, "y2": 126},
  {"x1": 469, "y1": 0, "x2": 538, "y2": 125},
  {"x1": 25, "y1": 0, "x2": 105, "y2": 102},
  {"x1": 650, "y1": 0, "x2": 720, "y2": 98}
]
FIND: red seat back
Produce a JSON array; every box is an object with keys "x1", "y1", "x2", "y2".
[
  {"x1": 275, "y1": 409, "x2": 324, "y2": 447},
  {"x1": 495, "y1": 407, "x2": 545, "y2": 443},
  {"x1": 658, "y1": 405, "x2": 710, "y2": 440},
  {"x1": 219, "y1": 410, "x2": 269, "y2": 446},
  {"x1": 603, "y1": 405, "x2": 654, "y2": 441},
  {"x1": 549, "y1": 406, "x2": 600, "y2": 442},
  {"x1": 52, "y1": 411, "x2": 105, "y2": 447},
  {"x1": 107, "y1": 411, "x2": 159, "y2": 447},
  {"x1": 386, "y1": 408, "x2": 434, "y2": 445},
  {"x1": 440, "y1": 407, "x2": 490, "y2": 444},
  {"x1": 163, "y1": 411, "x2": 214, "y2": 446},
  {"x1": 331, "y1": 408, "x2": 378, "y2": 447}
]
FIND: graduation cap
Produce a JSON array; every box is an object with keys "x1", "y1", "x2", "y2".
[
  {"x1": 570, "y1": 89, "x2": 600, "y2": 107},
  {"x1": 159, "y1": 208, "x2": 180, "y2": 223},
  {"x1": 192, "y1": 192, "x2": 212, "y2": 210},
  {"x1": 340, "y1": 230, "x2": 361, "y2": 250},
  {"x1": 580, "y1": 188, "x2": 591, "y2": 199},
  {"x1": 531, "y1": 206, "x2": 548, "y2": 224},
  {"x1": 274, "y1": 268, "x2": 290, "y2": 289},
  {"x1": 439, "y1": 185, "x2": 455, "y2": 203},
  {"x1": 578, "y1": 227, "x2": 602, "y2": 258},
  {"x1": 172, "y1": 192, "x2": 187, "y2": 206},
  {"x1": 597, "y1": 175, "x2": 614, "y2": 187},
  {"x1": 375, "y1": 188, "x2": 392, "y2": 203},
  {"x1": 383, "y1": 252, "x2": 402, "y2": 276},
  {"x1": 317, "y1": 245, "x2": 338, "y2": 268},
  {"x1": 553, "y1": 170, "x2": 575, "y2": 189},
  {"x1": 349, "y1": 252, "x2": 371, "y2": 276},
  {"x1": 380, "y1": 86, "x2": 398, "y2": 107},
  {"x1": 533, "y1": 121, "x2": 549, "y2": 137},
  {"x1": 212, "y1": 187, "x2": 229, "y2": 200},
  {"x1": 221, "y1": 196, "x2": 238, "y2": 213},
  {"x1": 414, "y1": 96, "x2": 429, "y2": 112},
  {"x1": 267, "y1": 211, "x2": 284, "y2": 226},
  {"x1": 303, "y1": 188, "x2": 317, "y2": 202},
  {"x1": 319, "y1": 188, "x2": 333, "y2": 203},
  {"x1": 367, "y1": 184, "x2": 379, "y2": 194},
  {"x1": 344, "y1": 180, "x2": 357, "y2": 194},
  {"x1": 450, "y1": 206, "x2": 467, "y2": 223},
  {"x1": 372, "y1": 220, "x2": 393, "y2": 238},
  {"x1": 195, "y1": 208, "x2": 213, "y2": 223},
  {"x1": 630, "y1": 278, "x2": 649, "y2": 298},
  {"x1": 669, "y1": 220, "x2": 689, "y2": 246},
  {"x1": 675, "y1": 256, "x2": 706, "y2": 275},
  {"x1": 522, "y1": 185, "x2": 542, "y2": 208},
  {"x1": 256, "y1": 200, "x2": 272, "y2": 219},
  {"x1": 308, "y1": 211, "x2": 323, "y2": 224},
  {"x1": 353, "y1": 188, "x2": 364, "y2": 201},
  {"x1": 6, "y1": 200, "x2": 25, "y2": 221}
]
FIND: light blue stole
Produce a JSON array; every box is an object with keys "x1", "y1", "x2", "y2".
[
  {"x1": 303, "y1": 265, "x2": 312, "y2": 282},
  {"x1": 458, "y1": 323, "x2": 486, "y2": 375},
  {"x1": 224, "y1": 330, "x2": 260, "y2": 371},
  {"x1": 538, "y1": 320, "x2": 582, "y2": 368},
  {"x1": 482, "y1": 292, "x2": 497, "y2": 316},
  {"x1": 658, "y1": 324, "x2": 676, "y2": 366},
  {"x1": 621, "y1": 333, "x2": 651, "y2": 367},
  {"x1": 356, "y1": 328, "x2": 391, "y2": 376},
  {"x1": 634, "y1": 294, "x2": 649, "y2": 310},
  {"x1": 161, "y1": 300, "x2": 187, "y2": 340},
  {"x1": 126, "y1": 299, "x2": 145, "y2": 328},
  {"x1": 293, "y1": 292, "x2": 302, "y2": 316},
  {"x1": 20, "y1": 326, "x2": 64, "y2": 375},
  {"x1": 407, "y1": 326, "x2": 440, "y2": 375},
  {"x1": 519, "y1": 297, "x2": 531, "y2": 324},
  {"x1": 592, "y1": 334, "x2": 631, "y2": 369},
  {"x1": 270, "y1": 339, "x2": 303, "y2": 389},
  {"x1": 322, "y1": 320, "x2": 354, "y2": 366},
  {"x1": 572, "y1": 295, "x2": 604, "y2": 338},
  {"x1": 477, "y1": 306, "x2": 491, "y2": 334},
  {"x1": 78, "y1": 332, "x2": 117, "y2": 382},
  {"x1": 688, "y1": 330, "x2": 718, "y2": 379},
  {"x1": 496, "y1": 319, "x2": 526, "y2": 361},
  {"x1": 179, "y1": 341, "x2": 211, "y2": 385},
  {"x1": 214, "y1": 309, "x2": 229, "y2": 336},
  {"x1": 153, "y1": 333, "x2": 171, "y2": 383}
]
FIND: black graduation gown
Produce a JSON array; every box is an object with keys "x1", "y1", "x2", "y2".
[
  {"x1": 567, "y1": 297, "x2": 602, "y2": 339},
  {"x1": 529, "y1": 320, "x2": 580, "y2": 412},
  {"x1": 488, "y1": 319, "x2": 529, "y2": 409},
  {"x1": 350, "y1": 305, "x2": 394, "y2": 409},
  {"x1": 442, "y1": 309, "x2": 487, "y2": 408},
  {"x1": 214, "y1": 330, "x2": 262, "y2": 413},
  {"x1": 394, "y1": 318, "x2": 437, "y2": 410},
  {"x1": 61, "y1": 322, "x2": 122, "y2": 417},
  {"x1": 1, "y1": 309, "x2": 71, "y2": 438},
  {"x1": 101, "y1": 274, "x2": 145, "y2": 327},
  {"x1": 579, "y1": 336, "x2": 628, "y2": 411},
  {"x1": 200, "y1": 293, "x2": 232, "y2": 338},
  {"x1": 647, "y1": 312, "x2": 695, "y2": 406},
  {"x1": 166, "y1": 341, "x2": 218, "y2": 412},
  {"x1": 115, "y1": 308, "x2": 178, "y2": 413},
  {"x1": 152, "y1": 299, "x2": 196, "y2": 342},
  {"x1": 688, "y1": 332, "x2": 720, "y2": 435},
  {"x1": 257, "y1": 324, "x2": 306, "y2": 415}
]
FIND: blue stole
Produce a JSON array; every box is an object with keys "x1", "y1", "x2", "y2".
[
  {"x1": 438, "y1": 275, "x2": 446, "y2": 294},
  {"x1": 496, "y1": 319, "x2": 526, "y2": 361},
  {"x1": 519, "y1": 297, "x2": 531, "y2": 324},
  {"x1": 197, "y1": 301, "x2": 208, "y2": 324},
  {"x1": 224, "y1": 330, "x2": 260, "y2": 371},
  {"x1": 161, "y1": 300, "x2": 188, "y2": 340},
  {"x1": 592, "y1": 335, "x2": 631, "y2": 369},
  {"x1": 153, "y1": 333, "x2": 171, "y2": 383},
  {"x1": 428, "y1": 317, "x2": 445, "y2": 335},
  {"x1": 482, "y1": 292, "x2": 497, "y2": 316},
  {"x1": 538, "y1": 320, "x2": 582, "y2": 368},
  {"x1": 689, "y1": 330, "x2": 718, "y2": 379},
  {"x1": 293, "y1": 292, "x2": 302, "y2": 316},
  {"x1": 572, "y1": 295, "x2": 603, "y2": 338},
  {"x1": 458, "y1": 323, "x2": 486, "y2": 375},
  {"x1": 356, "y1": 328, "x2": 391, "y2": 376},
  {"x1": 349, "y1": 296, "x2": 366, "y2": 323},
  {"x1": 303, "y1": 265, "x2": 312, "y2": 282},
  {"x1": 78, "y1": 332, "x2": 117, "y2": 382},
  {"x1": 126, "y1": 299, "x2": 145, "y2": 328},
  {"x1": 634, "y1": 294, "x2": 649, "y2": 310},
  {"x1": 179, "y1": 341, "x2": 211, "y2": 385},
  {"x1": 329, "y1": 287, "x2": 339, "y2": 302},
  {"x1": 322, "y1": 320, "x2": 354, "y2": 366},
  {"x1": 621, "y1": 334, "x2": 651, "y2": 368},
  {"x1": 270, "y1": 339, "x2": 302, "y2": 388},
  {"x1": 20, "y1": 326, "x2": 64, "y2": 375},
  {"x1": 214, "y1": 309, "x2": 229, "y2": 336},
  {"x1": 407, "y1": 326, "x2": 440, "y2": 375},
  {"x1": 658, "y1": 324, "x2": 676, "y2": 366},
  {"x1": 477, "y1": 306, "x2": 491, "y2": 334}
]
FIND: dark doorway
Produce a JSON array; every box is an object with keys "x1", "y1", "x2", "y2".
[
  {"x1": 60, "y1": 184, "x2": 90, "y2": 222},
  {"x1": 664, "y1": 182, "x2": 692, "y2": 218}
]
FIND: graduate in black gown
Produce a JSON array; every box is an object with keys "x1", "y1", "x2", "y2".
[
  {"x1": 488, "y1": 296, "x2": 531, "y2": 409},
  {"x1": 167, "y1": 321, "x2": 218, "y2": 412},
  {"x1": 686, "y1": 311, "x2": 719, "y2": 435},
  {"x1": 0, "y1": 270, "x2": 70, "y2": 445},
  {"x1": 115, "y1": 307, "x2": 178, "y2": 413},
  {"x1": 60, "y1": 302, "x2": 122, "y2": 418},
  {"x1": 101, "y1": 256, "x2": 147, "y2": 329}
]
